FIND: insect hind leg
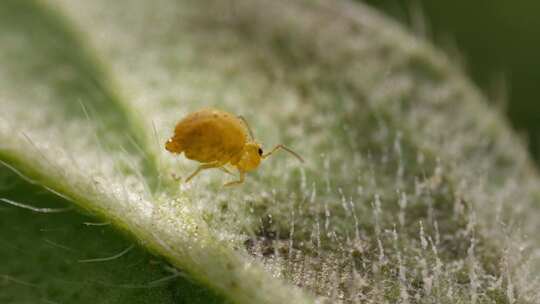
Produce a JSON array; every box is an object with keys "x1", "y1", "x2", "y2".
[
  {"x1": 185, "y1": 160, "x2": 231, "y2": 183},
  {"x1": 185, "y1": 161, "x2": 221, "y2": 183},
  {"x1": 223, "y1": 171, "x2": 245, "y2": 187},
  {"x1": 219, "y1": 166, "x2": 234, "y2": 176}
]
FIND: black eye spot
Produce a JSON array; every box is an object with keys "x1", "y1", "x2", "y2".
[{"x1": 258, "y1": 148, "x2": 263, "y2": 156}]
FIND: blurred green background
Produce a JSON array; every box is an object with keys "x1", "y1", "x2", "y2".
[{"x1": 365, "y1": 0, "x2": 540, "y2": 163}]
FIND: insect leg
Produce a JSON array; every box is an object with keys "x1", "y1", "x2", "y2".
[
  {"x1": 262, "y1": 144, "x2": 304, "y2": 163},
  {"x1": 223, "y1": 171, "x2": 245, "y2": 187},
  {"x1": 185, "y1": 161, "x2": 221, "y2": 183},
  {"x1": 237, "y1": 115, "x2": 255, "y2": 140},
  {"x1": 218, "y1": 166, "x2": 234, "y2": 176}
]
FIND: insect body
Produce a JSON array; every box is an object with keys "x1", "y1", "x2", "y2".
[{"x1": 165, "y1": 108, "x2": 303, "y2": 186}]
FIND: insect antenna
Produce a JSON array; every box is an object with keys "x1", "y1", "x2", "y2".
[
  {"x1": 237, "y1": 115, "x2": 255, "y2": 140},
  {"x1": 263, "y1": 144, "x2": 304, "y2": 163}
]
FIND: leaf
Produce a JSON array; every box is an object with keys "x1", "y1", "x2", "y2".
[
  {"x1": 0, "y1": 0, "x2": 225, "y2": 303},
  {"x1": 2, "y1": 0, "x2": 540, "y2": 303},
  {"x1": 0, "y1": 166, "x2": 225, "y2": 304}
]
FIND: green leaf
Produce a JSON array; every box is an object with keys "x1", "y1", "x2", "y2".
[
  {"x1": 0, "y1": 166, "x2": 225, "y2": 304},
  {"x1": 0, "y1": 0, "x2": 225, "y2": 303},
  {"x1": 1, "y1": 0, "x2": 540, "y2": 303}
]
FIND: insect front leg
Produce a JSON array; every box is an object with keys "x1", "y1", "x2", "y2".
[{"x1": 223, "y1": 170, "x2": 245, "y2": 187}]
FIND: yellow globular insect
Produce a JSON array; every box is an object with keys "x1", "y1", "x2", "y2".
[{"x1": 165, "y1": 108, "x2": 304, "y2": 186}]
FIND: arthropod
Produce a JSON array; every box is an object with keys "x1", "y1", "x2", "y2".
[{"x1": 165, "y1": 108, "x2": 304, "y2": 186}]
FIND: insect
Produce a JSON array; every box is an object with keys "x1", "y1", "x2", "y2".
[{"x1": 165, "y1": 108, "x2": 304, "y2": 186}]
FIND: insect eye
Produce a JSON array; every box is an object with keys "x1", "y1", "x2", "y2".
[{"x1": 258, "y1": 148, "x2": 263, "y2": 156}]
